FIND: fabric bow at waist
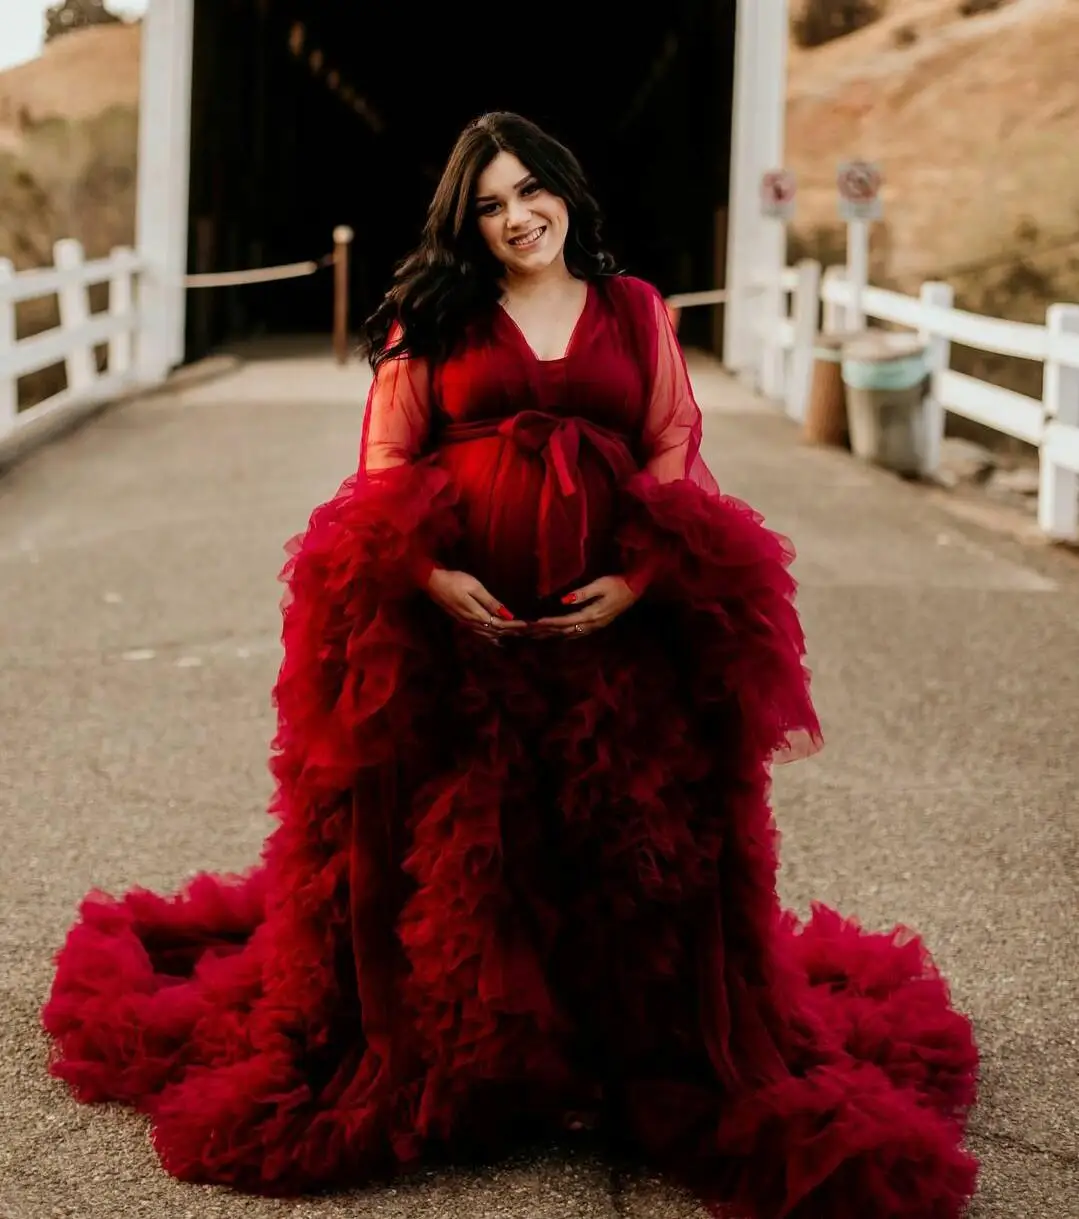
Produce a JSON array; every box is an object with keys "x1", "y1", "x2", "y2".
[{"x1": 440, "y1": 411, "x2": 637, "y2": 597}]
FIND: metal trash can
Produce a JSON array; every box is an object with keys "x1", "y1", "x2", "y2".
[
  {"x1": 841, "y1": 332, "x2": 930, "y2": 476},
  {"x1": 802, "y1": 330, "x2": 865, "y2": 448}
]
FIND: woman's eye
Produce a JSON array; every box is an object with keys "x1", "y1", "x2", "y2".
[
  {"x1": 477, "y1": 203, "x2": 498, "y2": 216},
  {"x1": 521, "y1": 182, "x2": 540, "y2": 197}
]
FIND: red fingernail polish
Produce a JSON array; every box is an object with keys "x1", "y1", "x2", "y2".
[
  {"x1": 497, "y1": 607, "x2": 514, "y2": 621},
  {"x1": 561, "y1": 593, "x2": 575, "y2": 604}
]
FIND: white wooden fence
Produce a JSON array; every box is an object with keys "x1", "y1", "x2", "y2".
[
  {"x1": 754, "y1": 260, "x2": 1079, "y2": 543},
  {"x1": 0, "y1": 240, "x2": 144, "y2": 447},
  {"x1": 4, "y1": 238, "x2": 1079, "y2": 545}
]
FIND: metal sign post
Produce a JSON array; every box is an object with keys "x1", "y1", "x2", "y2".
[{"x1": 837, "y1": 160, "x2": 882, "y2": 331}]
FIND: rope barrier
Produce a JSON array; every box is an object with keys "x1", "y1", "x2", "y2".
[
  {"x1": 182, "y1": 253, "x2": 335, "y2": 289},
  {"x1": 665, "y1": 288, "x2": 728, "y2": 309},
  {"x1": 179, "y1": 226, "x2": 354, "y2": 364}
]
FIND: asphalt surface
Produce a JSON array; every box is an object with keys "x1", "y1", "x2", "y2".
[{"x1": 1, "y1": 340, "x2": 1076, "y2": 1218}]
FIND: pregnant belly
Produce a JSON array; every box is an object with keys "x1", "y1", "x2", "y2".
[{"x1": 437, "y1": 426, "x2": 627, "y2": 619}]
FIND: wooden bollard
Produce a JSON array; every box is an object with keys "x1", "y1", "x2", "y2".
[{"x1": 332, "y1": 225, "x2": 354, "y2": 365}]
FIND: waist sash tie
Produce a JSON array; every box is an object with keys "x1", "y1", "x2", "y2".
[{"x1": 441, "y1": 411, "x2": 637, "y2": 597}]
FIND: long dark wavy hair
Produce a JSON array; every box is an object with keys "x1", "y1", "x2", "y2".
[{"x1": 359, "y1": 112, "x2": 619, "y2": 371}]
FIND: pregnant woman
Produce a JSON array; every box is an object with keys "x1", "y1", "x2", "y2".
[{"x1": 43, "y1": 111, "x2": 979, "y2": 1219}]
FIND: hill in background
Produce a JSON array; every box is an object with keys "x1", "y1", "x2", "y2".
[
  {"x1": 0, "y1": 23, "x2": 140, "y2": 269},
  {"x1": 787, "y1": 0, "x2": 1079, "y2": 349},
  {"x1": 0, "y1": 23, "x2": 139, "y2": 408}
]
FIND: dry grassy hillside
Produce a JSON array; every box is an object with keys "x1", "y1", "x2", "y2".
[
  {"x1": 786, "y1": 0, "x2": 1079, "y2": 343},
  {"x1": 0, "y1": 23, "x2": 140, "y2": 268},
  {"x1": 0, "y1": 22, "x2": 140, "y2": 128},
  {"x1": 0, "y1": 24, "x2": 140, "y2": 408}
]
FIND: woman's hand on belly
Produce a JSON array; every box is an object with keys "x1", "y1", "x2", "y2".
[
  {"x1": 424, "y1": 568, "x2": 529, "y2": 643},
  {"x1": 531, "y1": 575, "x2": 641, "y2": 640}
]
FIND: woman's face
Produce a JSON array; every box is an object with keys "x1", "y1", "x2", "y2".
[{"x1": 474, "y1": 150, "x2": 570, "y2": 278}]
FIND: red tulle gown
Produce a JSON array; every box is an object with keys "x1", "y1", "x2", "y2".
[{"x1": 42, "y1": 276, "x2": 979, "y2": 1217}]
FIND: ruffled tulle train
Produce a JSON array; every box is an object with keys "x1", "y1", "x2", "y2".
[{"x1": 42, "y1": 462, "x2": 978, "y2": 1217}]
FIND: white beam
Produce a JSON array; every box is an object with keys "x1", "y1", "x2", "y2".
[
  {"x1": 135, "y1": 0, "x2": 195, "y2": 381},
  {"x1": 722, "y1": 0, "x2": 758, "y2": 375},
  {"x1": 724, "y1": 0, "x2": 789, "y2": 381}
]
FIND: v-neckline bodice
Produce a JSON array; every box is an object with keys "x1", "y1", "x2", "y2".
[{"x1": 496, "y1": 280, "x2": 593, "y2": 365}]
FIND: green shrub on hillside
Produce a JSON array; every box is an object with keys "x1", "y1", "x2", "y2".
[{"x1": 791, "y1": 0, "x2": 887, "y2": 48}]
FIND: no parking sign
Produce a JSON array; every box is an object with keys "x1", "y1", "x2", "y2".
[
  {"x1": 837, "y1": 160, "x2": 883, "y2": 221},
  {"x1": 760, "y1": 169, "x2": 797, "y2": 221}
]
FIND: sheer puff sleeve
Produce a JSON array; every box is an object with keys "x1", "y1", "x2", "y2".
[
  {"x1": 360, "y1": 330, "x2": 433, "y2": 474},
  {"x1": 357, "y1": 330, "x2": 447, "y2": 587},
  {"x1": 615, "y1": 277, "x2": 823, "y2": 763},
  {"x1": 277, "y1": 326, "x2": 459, "y2": 642}
]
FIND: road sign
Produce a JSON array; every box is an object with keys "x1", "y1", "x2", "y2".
[
  {"x1": 760, "y1": 169, "x2": 797, "y2": 221},
  {"x1": 837, "y1": 159, "x2": 883, "y2": 221}
]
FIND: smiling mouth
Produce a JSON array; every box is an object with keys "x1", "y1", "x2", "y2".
[{"x1": 508, "y1": 225, "x2": 546, "y2": 249}]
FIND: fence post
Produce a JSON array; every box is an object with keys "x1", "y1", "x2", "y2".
[
  {"x1": 1038, "y1": 303, "x2": 1079, "y2": 541},
  {"x1": 54, "y1": 239, "x2": 95, "y2": 395},
  {"x1": 821, "y1": 265, "x2": 847, "y2": 333},
  {"x1": 786, "y1": 258, "x2": 821, "y2": 422},
  {"x1": 108, "y1": 247, "x2": 135, "y2": 378},
  {"x1": 0, "y1": 259, "x2": 15, "y2": 434},
  {"x1": 918, "y1": 280, "x2": 953, "y2": 478}
]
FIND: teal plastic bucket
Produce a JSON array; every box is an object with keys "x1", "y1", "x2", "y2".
[{"x1": 842, "y1": 351, "x2": 928, "y2": 392}]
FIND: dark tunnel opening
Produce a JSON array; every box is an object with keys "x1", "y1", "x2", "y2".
[{"x1": 183, "y1": 0, "x2": 736, "y2": 361}]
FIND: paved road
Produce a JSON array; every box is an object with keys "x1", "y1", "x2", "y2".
[{"x1": 1, "y1": 342, "x2": 1076, "y2": 1218}]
